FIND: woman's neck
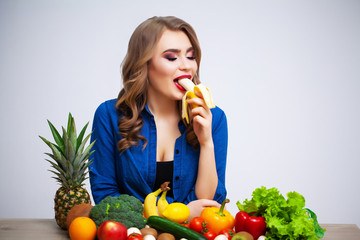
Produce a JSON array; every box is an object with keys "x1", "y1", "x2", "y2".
[{"x1": 147, "y1": 94, "x2": 179, "y2": 119}]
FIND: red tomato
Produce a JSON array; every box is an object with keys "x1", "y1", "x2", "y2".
[
  {"x1": 203, "y1": 229, "x2": 217, "y2": 240},
  {"x1": 190, "y1": 217, "x2": 207, "y2": 233},
  {"x1": 128, "y1": 233, "x2": 143, "y2": 240},
  {"x1": 182, "y1": 221, "x2": 190, "y2": 228},
  {"x1": 218, "y1": 228, "x2": 235, "y2": 240}
]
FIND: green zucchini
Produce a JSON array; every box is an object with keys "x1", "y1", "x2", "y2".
[{"x1": 147, "y1": 216, "x2": 207, "y2": 240}]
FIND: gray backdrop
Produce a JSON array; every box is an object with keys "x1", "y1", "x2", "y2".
[{"x1": 1, "y1": 0, "x2": 359, "y2": 227}]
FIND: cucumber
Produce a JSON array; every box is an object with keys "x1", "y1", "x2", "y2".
[{"x1": 147, "y1": 216, "x2": 207, "y2": 240}]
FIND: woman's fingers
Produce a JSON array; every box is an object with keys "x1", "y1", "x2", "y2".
[
  {"x1": 187, "y1": 97, "x2": 211, "y2": 119},
  {"x1": 187, "y1": 95, "x2": 209, "y2": 110}
]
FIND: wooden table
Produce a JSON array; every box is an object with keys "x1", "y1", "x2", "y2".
[{"x1": 1, "y1": 219, "x2": 360, "y2": 240}]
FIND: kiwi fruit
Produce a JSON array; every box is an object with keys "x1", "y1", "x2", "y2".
[
  {"x1": 66, "y1": 203, "x2": 93, "y2": 229},
  {"x1": 232, "y1": 231, "x2": 254, "y2": 240}
]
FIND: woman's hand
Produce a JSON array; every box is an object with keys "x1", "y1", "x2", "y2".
[
  {"x1": 187, "y1": 199, "x2": 221, "y2": 221},
  {"x1": 187, "y1": 91, "x2": 213, "y2": 146}
]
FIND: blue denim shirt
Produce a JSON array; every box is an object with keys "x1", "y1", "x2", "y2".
[{"x1": 89, "y1": 99, "x2": 228, "y2": 205}]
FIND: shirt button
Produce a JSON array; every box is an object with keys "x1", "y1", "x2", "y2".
[
  {"x1": 175, "y1": 176, "x2": 180, "y2": 180},
  {"x1": 175, "y1": 149, "x2": 179, "y2": 154}
]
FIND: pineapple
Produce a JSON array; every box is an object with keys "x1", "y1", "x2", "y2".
[{"x1": 39, "y1": 113, "x2": 95, "y2": 229}]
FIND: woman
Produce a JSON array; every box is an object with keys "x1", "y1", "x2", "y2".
[{"x1": 89, "y1": 16, "x2": 228, "y2": 218}]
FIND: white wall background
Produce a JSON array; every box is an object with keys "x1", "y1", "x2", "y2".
[{"x1": 1, "y1": 0, "x2": 359, "y2": 227}]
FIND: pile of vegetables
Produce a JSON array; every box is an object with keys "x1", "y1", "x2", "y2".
[
  {"x1": 236, "y1": 186, "x2": 326, "y2": 239},
  {"x1": 65, "y1": 187, "x2": 326, "y2": 240}
]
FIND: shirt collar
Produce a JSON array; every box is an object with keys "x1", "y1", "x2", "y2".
[{"x1": 142, "y1": 104, "x2": 187, "y2": 133}]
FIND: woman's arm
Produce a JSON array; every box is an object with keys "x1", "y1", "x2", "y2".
[
  {"x1": 187, "y1": 95, "x2": 228, "y2": 200},
  {"x1": 89, "y1": 100, "x2": 121, "y2": 204},
  {"x1": 184, "y1": 105, "x2": 228, "y2": 201},
  {"x1": 185, "y1": 105, "x2": 228, "y2": 218}
]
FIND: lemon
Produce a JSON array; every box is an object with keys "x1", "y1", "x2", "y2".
[{"x1": 162, "y1": 202, "x2": 190, "y2": 223}]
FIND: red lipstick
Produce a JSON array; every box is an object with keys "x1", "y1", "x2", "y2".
[{"x1": 174, "y1": 75, "x2": 192, "y2": 91}]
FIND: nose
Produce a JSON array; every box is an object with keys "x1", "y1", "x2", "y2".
[{"x1": 179, "y1": 56, "x2": 191, "y2": 71}]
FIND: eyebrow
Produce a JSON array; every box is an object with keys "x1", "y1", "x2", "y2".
[{"x1": 163, "y1": 47, "x2": 194, "y2": 54}]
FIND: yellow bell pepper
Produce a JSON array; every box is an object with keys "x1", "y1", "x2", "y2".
[{"x1": 200, "y1": 199, "x2": 235, "y2": 234}]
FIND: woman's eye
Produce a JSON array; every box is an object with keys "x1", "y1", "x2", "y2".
[
  {"x1": 164, "y1": 54, "x2": 177, "y2": 61},
  {"x1": 186, "y1": 50, "x2": 196, "y2": 60},
  {"x1": 166, "y1": 57, "x2": 177, "y2": 61}
]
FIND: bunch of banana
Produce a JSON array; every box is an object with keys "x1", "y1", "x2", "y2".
[
  {"x1": 144, "y1": 182, "x2": 170, "y2": 219},
  {"x1": 178, "y1": 78, "x2": 215, "y2": 125},
  {"x1": 143, "y1": 187, "x2": 163, "y2": 219},
  {"x1": 157, "y1": 187, "x2": 170, "y2": 217}
]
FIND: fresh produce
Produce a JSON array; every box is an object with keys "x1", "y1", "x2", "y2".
[
  {"x1": 218, "y1": 228, "x2": 235, "y2": 240},
  {"x1": 66, "y1": 203, "x2": 93, "y2": 229},
  {"x1": 232, "y1": 232, "x2": 253, "y2": 240},
  {"x1": 214, "y1": 234, "x2": 228, "y2": 240},
  {"x1": 182, "y1": 221, "x2": 190, "y2": 228},
  {"x1": 90, "y1": 195, "x2": 146, "y2": 229},
  {"x1": 200, "y1": 199, "x2": 235, "y2": 234},
  {"x1": 236, "y1": 186, "x2": 326, "y2": 239},
  {"x1": 39, "y1": 113, "x2": 94, "y2": 229},
  {"x1": 144, "y1": 235, "x2": 156, "y2": 240},
  {"x1": 147, "y1": 216, "x2": 208, "y2": 240},
  {"x1": 128, "y1": 233, "x2": 143, "y2": 240},
  {"x1": 127, "y1": 227, "x2": 141, "y2": 236},
  {"x1": 157, "y1": 182, "x2": 171, "y2": 217},
  {"x1": 306, "y1": 208, "x2": 326, "y2": 238},
  {"x1": 162, "y1": 202, "x2": 190, "y2": 223},
  {"x1": 202, "y1": 228, "x2": 217, "y2": 240},
  {"x1": 140, "y1": 227, "x2": 158, "y2": 238},
  {"x1": 158, "y1": 233, "x2": 176, "y2": 240},
  {"x1": 68, "y1": 216, "x2": 97, "y2": 240},
  {"x1": 178, "y1": 78, "x2": 215, "y2": 125},
  {"x1": 144, "y1": 187, "x2": 164, "y2": 218},
  {"x1": 234, "y1": 211, "x2": 266, "y2": 240},
  {"x1": 189, "y1": 217, "x2": 207, "y2": 233},
  {"x1": 97, "y1": 220, "x2": 127, "y2": 240}
]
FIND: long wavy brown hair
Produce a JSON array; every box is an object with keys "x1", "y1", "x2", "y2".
[{"x1": 116, "y1": 16, "x2": 202, "y2": 152}]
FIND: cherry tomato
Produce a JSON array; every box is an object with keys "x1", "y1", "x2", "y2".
[
  {"x1": 182, "y1": 221, "x2": 190, "y2": 228},
  {"x1": 190, "y1": 217, "x2": 207, "y2": 233},
  {"x1": 218, "y1": 228, "x2": 235, "y2": 240},
  {"x1": 203, "y1": 229, "x2": 217, "y2": 240},
  {"x1": 128, "y1": 233, "x2": 143, "y2": 240}
]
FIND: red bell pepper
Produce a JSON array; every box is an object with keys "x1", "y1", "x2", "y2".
[{"x1": 234, "y1": 211, "x2": 266, "y2": 240}]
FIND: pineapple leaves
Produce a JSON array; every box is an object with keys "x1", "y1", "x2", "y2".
[
  {"x1": 44, "y1": 153, "x2": 67, "y2": 171},
  {"x1": 73, "y1": 136, "x2": 95, "y2": 169},
  {"x1": 45, "y1": 159, "x2": 68, "y2": 179},
  {"x1": 67, "y1": 113, "x2": 74, "y2": 136},
  {"x1": 62, "y1": 127, "x2": 76, "y2": 162},
  {"x1": 40, "y1": 113, "x2": 95, "y2": 189},
  {"x1": 39, "y1": 136, "x2": 66, "y2": 168},
  {"x1": 47, "y1": 120, "x2": 65, "y2": 154},
  {"x1": 76, "y1": 122, "x2": 89, "y2": 153},
  {"x1": 67, "y1": 114, "x2": 77, "y2": 152}
]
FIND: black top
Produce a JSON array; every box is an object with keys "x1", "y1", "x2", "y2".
[{"x1": 154, "y1": 160, "x2": 174, "y2": 198}]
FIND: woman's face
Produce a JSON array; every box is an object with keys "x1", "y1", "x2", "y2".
[{"x1": 147, "y1": 29, "x2": 198, "y2": 101}]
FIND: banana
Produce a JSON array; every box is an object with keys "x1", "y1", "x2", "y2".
[
  {"x1": 144, "y1": 187, "x2": 163, "y2": 219},
  {"x1": 157, "y1": 182, "x2": 171, "y2": 217},
  {"x1": 178, "y1": 78, "x2": 215, "y2": 124}
]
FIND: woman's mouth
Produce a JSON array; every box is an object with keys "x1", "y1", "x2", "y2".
[
  {"x1": 174, "y1": 75, "x2": 192, "y2": 91},
  {"x1": 174, "y1": 80, "x2": 186, "y2": 91}
]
